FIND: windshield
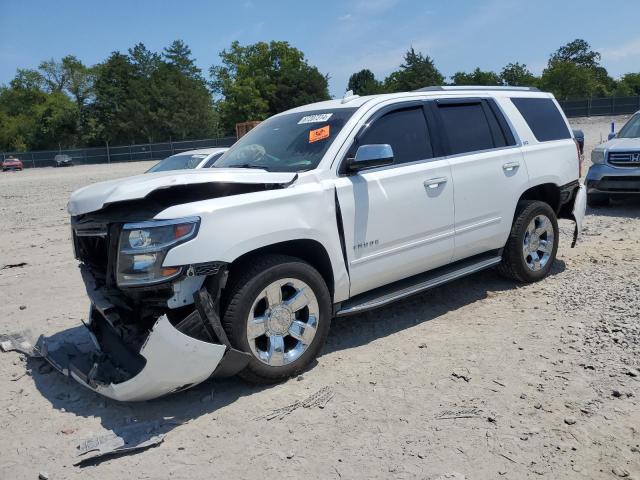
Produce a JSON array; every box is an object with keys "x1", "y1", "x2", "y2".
[
  {"x1": 147, "y1": 153, "x2": 208, "y2": 173},
  {"x1": 618, "y1": 114, "x2": 640, "y2": 139},
  {"x1": 214, "y1": 109, "x2": 357, "y2": 172}
]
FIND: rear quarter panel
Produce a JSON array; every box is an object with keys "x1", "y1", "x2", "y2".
[{"x1": 497, "y1": 95, "x2": 578, "y2": 188}]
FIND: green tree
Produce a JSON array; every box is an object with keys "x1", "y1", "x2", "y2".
[
  {"x1": 550, "y1": 39, "x2": 600, "y2": 69},
  {"x1": 163, "y1": 40, "x2": 200, "y2": 78},
  {"x1": 347, "y1": 69, "x2": 382, "y2": 95},
  {"x1": 616, "y1": 73, "x2": 640, "y2": 96},
  {"x1": 210, "y1": 40, "x2": 330, "y2": 133},
  {"x1": 500, "y1": 62, "x2": 538, "y2": 86},
  {"x1": 541, "y1": 39, "x2": 614, "y2": 98},
  {"x1": 540, "y1": 60, "x2": 597, "y2": 100},
  {"x1": 451, "y1": 67, "x2": 502, "y2": 86},
  {"x1": 383, "y1": 47, "x2": 444, "y2": 92}
]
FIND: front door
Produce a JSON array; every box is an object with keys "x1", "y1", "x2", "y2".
[{"x1": 334, "y1": 105, "x2": 455, "y2": 297}]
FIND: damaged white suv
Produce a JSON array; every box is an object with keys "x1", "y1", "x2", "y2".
[{"x1": 62, "y1": 86, "x2": 586, "y2": 401}]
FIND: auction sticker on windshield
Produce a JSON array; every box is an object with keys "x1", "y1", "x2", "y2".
[
  {"x1": 298, "y1": 113, "x2": 333, "y2": 124},
  {"x1": 309, "y1": 125, "x2": 330, "y2": 143}
]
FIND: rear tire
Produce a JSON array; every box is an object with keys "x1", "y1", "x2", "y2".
[
  {"x1": 498, "y1": 200, "x2": 559, "y2": 283},
  {"x1": 221, "y1": 254, "x2": 332, "y2": 384},
  {"x1": 587, "y1": 193, "x2": 609, "y2": 207}
]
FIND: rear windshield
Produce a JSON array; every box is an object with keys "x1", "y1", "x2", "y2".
[
  {"x1": 214, "y1": 109, "x2": 357, "y2": 172},
  {"x1": 511, "y1": 97, "x2": 571, "y2": 142},
  {"x1": 147, "y1": 153, "x2": 208, "y2": 173},
  {"x1": 618, "y1": 114, "x2": 640, "y2": 139}
]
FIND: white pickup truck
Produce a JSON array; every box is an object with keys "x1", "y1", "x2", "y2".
[{"x1": 56, "y1": 86, "x2": 585, "y2": 401}]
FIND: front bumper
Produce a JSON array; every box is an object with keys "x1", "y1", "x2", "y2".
[
  {"x1": 586, "y1": 163, "x2": 640, "y2": 195},
  {"x1": 40, "y1": 267, "x2": 250, "y2": 402},
  {"x1": 42, "y1": 312, "x2": 227, "y2": 401}
]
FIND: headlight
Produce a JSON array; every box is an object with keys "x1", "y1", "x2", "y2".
[
  {"x1": 116, "y1": 217, "x2": 199, "y2": 287},
  {"x1": 591, "y1": 149, "x2": 605, "y2": 165}
]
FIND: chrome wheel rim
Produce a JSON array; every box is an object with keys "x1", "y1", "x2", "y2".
[
  {"x1": 523, "y1": 214, "x2": 554, "y2": 272},
  {"x1": 246, "y1": 278, "x2": 319, "y2": 367}
]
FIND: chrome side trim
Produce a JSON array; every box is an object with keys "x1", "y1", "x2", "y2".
[
  {"x1": 350, "y1": 229, "x2": 455, "y2": 266},
  {"x1": 336, "y1": 255, "x2": 501, "y2": 317}
]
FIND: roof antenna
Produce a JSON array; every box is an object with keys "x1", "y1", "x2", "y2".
[{"x1": 341, "y1": 90, "x2": 360, "y2": 104}]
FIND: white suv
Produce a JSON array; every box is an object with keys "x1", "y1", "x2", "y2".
[{"x1": 60, "y1": 86, "x2": 586, "y2": 400}]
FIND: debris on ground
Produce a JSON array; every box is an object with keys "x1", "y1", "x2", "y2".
[
  {"x1": 257, "y1": 386, "x2": 335, "y2": 421},
  {"x1": 74, "y1": 421, "x2": 169, "y2": 466},
  {"x1": 1, "y1": 262, "x2": 28, "y2": 270},
  {"x1": 0, "y1": 330, "x2": 41, "y2": 357},
  {"x1": 436, "y1": 407, "x2": 483, "y2": 420},
  {"x1": 451, "y1": 367, "x2": 471, "y2": 382}
]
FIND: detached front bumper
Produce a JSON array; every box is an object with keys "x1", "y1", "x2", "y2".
[
  {"x1": 40, "y1": 267, "x2": 250, "y2": 402},
  {"x1": 42, "y1": 312, "x2": 227, "y2": 401}
]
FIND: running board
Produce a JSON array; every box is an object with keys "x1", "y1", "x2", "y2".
[{"x1": 335, "y1": 252, "x2": 502, "y2": 317}]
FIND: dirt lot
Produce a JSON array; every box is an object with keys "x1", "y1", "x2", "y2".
[{"x1": 1, "y1": 122, "x2": 639, "y2": 479}]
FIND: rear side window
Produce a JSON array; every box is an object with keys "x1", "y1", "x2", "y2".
[
  {"x1": 358, "y1": 107, "x2": 433, "y2": 165},
  {"x1": 436, "y1": 102, "x2": 495, "y2": 155},
  {"x1": 511, "y1": 97, "x2": 571, "y2": 142}
]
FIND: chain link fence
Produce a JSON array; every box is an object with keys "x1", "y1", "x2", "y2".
[
  {"x1": 1, "y1": 136, "x2": 237, "y2": 169},
  {"x1": 559, "y1": 95, "x2": 640, "y2": 118}
]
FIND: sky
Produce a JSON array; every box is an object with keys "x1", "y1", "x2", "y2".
[{"x1": 1, "y1": 0, "x2": 640, "y2": 98}]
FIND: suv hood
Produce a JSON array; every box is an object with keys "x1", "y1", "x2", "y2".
[
  {"x1": 67, "y1": 168, "x2": 297, "y2": 216},
  {"x1": 597, "y1": 137, "x2": 640, "y2": 151}
]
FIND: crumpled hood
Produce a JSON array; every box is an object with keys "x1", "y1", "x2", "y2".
[{"x1": 67, "y1": 168, "x2": 297, "y2": 216}]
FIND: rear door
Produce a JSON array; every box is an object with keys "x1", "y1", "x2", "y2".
[
  {"x1": 431, "y1": 98, "x2": 529, "y2": 261},
  {"x1": 334, "y1": 103, "x2": 455, "y2": 296}
]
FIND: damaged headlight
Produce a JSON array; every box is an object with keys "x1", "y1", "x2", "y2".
[{"x1": 117, "y1": 217, "x2": 200, "y2": 287}]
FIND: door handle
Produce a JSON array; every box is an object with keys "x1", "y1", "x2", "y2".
[
  {"x1": 502, "y1": 161, "x2": 520, "y2": 171},
  {"x1": 424, "y1": 177, "x2": 448, "y2": 189}
]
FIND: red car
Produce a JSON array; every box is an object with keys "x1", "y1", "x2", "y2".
[{"x1": 2, "y1": 157, "x2": 24, "y2": 171}]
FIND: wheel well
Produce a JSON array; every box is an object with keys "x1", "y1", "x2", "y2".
[
  {"x1": 226, "y1": 239, "x2": 335, "y2": 296},
  {"x1": 518, "y1": 183, "x2": 561, "y2": 213}
]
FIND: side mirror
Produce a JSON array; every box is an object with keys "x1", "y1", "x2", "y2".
[
  {"x1": 607, "y1": 132, "x2": 616, "y2": 140},
  {"x1": 347, "y1": 144, "x2": 394, "y2": 173}
]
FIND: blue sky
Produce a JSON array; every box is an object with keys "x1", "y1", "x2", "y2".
[{"x1": 1, "y1": 0, "x2": 640, "y2": 97}]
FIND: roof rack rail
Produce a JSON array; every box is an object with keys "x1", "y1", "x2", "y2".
[{"x1": 415, "y1": 85, "x2": 540, "y2": 92}]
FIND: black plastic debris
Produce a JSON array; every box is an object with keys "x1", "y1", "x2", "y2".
[{"x1": 1, "y1": 262, "x2": 28, "y2": 270}]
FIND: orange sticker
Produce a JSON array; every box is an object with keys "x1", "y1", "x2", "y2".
[{"x1": 309, "y1": 125, "x2": 330, "y2": 143}]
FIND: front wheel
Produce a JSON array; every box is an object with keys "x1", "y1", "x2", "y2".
[
  {"x1": 221, "y1": 255, "x2": 332, "y2": 383},
  {"x1": 498, "y1": 200, "x2": 559, "y2": 283}
]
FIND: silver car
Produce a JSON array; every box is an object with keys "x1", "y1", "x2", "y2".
[{"x1": 587, "y1": 112, "x2": 640, "y2": 206}]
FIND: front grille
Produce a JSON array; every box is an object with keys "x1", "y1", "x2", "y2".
[
  {"x1": 71, "y1": 219, "x2": 114, "y2": 276},
  {"x1": 608, "y1": 151, "x2": 640, "y2": 167}
]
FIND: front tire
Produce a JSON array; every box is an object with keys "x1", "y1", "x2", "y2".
[
  {"x1": 221, "y1": 254, "x2": 332, "y2": 383},
  {"x1": 498, "y1": 200, "x2": 559, "y2": 283}
]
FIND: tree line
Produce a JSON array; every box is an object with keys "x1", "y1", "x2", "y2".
[
  {"x1": 348, "y1": 39, "x2": 640, "y2": 99},
  {"x1": 1, "y1": 38, "x2": 639, "y2": 152}
]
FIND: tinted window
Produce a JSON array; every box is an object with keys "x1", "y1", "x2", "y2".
[
  {"x1": 511, "y1": 97, "x2": 571, "y2": 142},
  {"x1": 358, "y1": 107, "x2": 432, "y2": 165},
  {"x1": 437, "y1": 102, "x2": 495, "y2": 155}
]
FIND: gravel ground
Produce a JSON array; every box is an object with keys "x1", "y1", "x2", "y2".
[{"x1": 1, "y1": 123, "x2": 639, "y2": 479}]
